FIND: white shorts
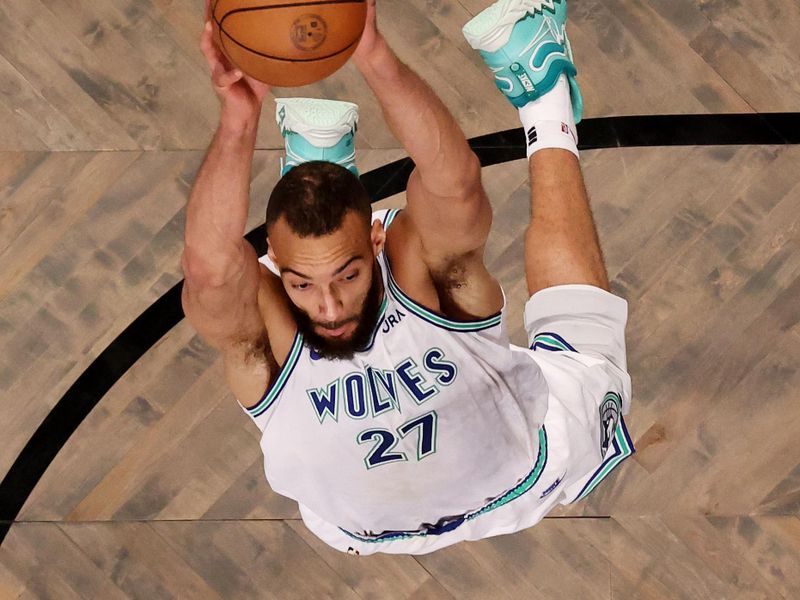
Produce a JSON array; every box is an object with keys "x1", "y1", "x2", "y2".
[
  {"x1": 300, "y1": 284, "x2": 634, "y2": 556},
  {"x1": 523, "y1": 284, "x2": 634, "y2": 504}
]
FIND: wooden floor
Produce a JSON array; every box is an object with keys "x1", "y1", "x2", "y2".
[{"x1": 2, "y1": 0, "x2": 799, "y2": 598}]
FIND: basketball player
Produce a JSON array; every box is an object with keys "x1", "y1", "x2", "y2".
[{"x1": 185, "y1": 0, "x2": 633, "y2": 555}]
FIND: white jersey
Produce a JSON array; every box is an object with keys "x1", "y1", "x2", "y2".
[{"x1": 243, "y1": 209, "x2": 632, "y2": 555}]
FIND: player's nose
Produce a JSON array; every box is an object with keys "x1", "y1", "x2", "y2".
[{"x1": 318, "y1": 287, "x2": 343, "y2": 322}]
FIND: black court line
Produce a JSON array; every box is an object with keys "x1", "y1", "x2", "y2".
[{"x1": 1, "y1": 112, "x2": 798, "y2": 546}]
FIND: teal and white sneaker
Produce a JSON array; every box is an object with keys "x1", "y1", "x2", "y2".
[
  {"x1": 275, "y1": 98, "x2": 360, "y2": 177},
  {"x1": 463, "y1": 0, "x2": 583, "y2": 122}
]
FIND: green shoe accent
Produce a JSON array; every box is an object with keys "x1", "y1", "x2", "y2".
[
  {"x1": 282, "y1": 131, "x2": 357, "y2": 177},
  {"x1": 464, "y1": 0, "x2": 583, "y2": 122},
  {"x1": 275, "y1": 98, "x2": 359, "y2": 177}
]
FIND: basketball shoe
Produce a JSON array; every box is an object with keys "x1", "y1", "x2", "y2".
[
  {"x1": 462, "y1": 0, "x2": 583, "y2": 122},
  {"x1": 275, "y1": 98, "x2": 359, "y2": 177}
]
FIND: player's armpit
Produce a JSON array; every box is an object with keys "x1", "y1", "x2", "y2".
[
  {"x1": 221, "y1": 331, "x2": 279, "y2": 410},
  {"x1": 403, "y1": 165, "x2": 503, "y2": 318},
  {"x1": 387, "y1": 204, "x2": 503, "y2": 322}
]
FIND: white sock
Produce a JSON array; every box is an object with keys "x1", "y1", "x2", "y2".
[{"x1": 518, "y1": 74, "x2": 579, "y2": 159}]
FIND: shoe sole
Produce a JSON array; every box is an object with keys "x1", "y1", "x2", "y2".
[{"x1": 275, "y1": 98, "x2": 359, "y2": 149}]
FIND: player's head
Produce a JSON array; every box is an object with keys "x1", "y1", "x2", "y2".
[{"x1": 266, "y1": 161, "x2": 385, "y2": 360}]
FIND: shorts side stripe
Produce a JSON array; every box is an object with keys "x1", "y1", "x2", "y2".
[
  {"x1": 531, "y1": 332, "x2": 577, "y2": 352},
  {"x1": 573, "y1": 416, "x2": 635, "y2": 502}
]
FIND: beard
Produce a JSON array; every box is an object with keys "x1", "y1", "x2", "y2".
[{"x1": 289, "y1": 262, "x2": 383, "y2": 361}]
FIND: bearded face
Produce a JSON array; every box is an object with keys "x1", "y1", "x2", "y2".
[
  {"x1": 288, "y1": 261, "x2": 383, "y2": 360},
  {"x1": 268, "y1": 209, "x2": 387, "y2": 360}
]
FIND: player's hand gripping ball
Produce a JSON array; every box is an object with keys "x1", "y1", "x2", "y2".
[{"x1": 210, "y1": 0, "x2": 368, "y2": 87}]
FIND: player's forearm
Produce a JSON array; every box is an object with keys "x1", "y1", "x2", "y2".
[
  {"x1": 355, "y1": 38, "x2": 479, "y2": 196},
  {"x1": 183, "y1": 116, "x2": 259, "y2": 283}
]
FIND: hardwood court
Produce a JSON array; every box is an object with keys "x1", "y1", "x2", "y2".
[{"x1": 1, "y1": 0, "x2": 799, "y2": 598}]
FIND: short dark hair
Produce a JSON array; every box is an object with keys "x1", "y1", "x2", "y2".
[{"x1": 266, "y1": 161, "x2": 372, "y2": 237}]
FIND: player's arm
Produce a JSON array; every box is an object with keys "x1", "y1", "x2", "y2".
[
  {"x1": 182, "y1": 11, "x2": 287, "y2": 409},
  {"x1": 188, "y1": 0, "x2": 269, "y2": 280},
  {"x1": 352, "y1": 1, "x2": 501, "y2": 316}
]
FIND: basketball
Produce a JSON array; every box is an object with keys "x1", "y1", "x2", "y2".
[{"x1": 211, "y1": 0, "x2": 367, "y2": 87}]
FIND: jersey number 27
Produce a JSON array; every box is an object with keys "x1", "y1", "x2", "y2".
[{"x1": 357, "y1": 411, "x2": 438, "y2": 469}]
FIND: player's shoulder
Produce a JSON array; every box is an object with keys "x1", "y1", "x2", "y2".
[
  {"x1": 383, "y1": 210, "x2": 445, "y2": 312},
  {"x1": 256, "y1": 264, "x2": 298, "y2": 368}
]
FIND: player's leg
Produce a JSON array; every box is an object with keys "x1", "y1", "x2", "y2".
[
  {"x1": 463, "y1": 0, "x2": 607, "y2": 294},
  {"x1": 524, "y1": 148, "x2": 608, "y2": 293},
  {"x1": 465, "y1": 1, "x2": 634, "y2": 507},
  {"x1": 275, "y1": 98, "x2": 360, "y2": 177}
]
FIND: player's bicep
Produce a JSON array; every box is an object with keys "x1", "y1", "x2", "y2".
[
  {"x1": 182, "y1": 242, "x2": 274, "y2": 408},
  {"x1": 181, "y1": 243, "x2": 263, "y2": 347},
  {"x1": 405, "y1": 164, "x2": 492, "y2": 260}
]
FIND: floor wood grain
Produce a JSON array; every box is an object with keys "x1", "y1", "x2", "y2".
[{"x1": 1, "y1": 0, "x2": 799, "y2": 597}]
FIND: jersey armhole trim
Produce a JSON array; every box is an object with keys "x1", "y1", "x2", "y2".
[
  {"x1": 381, "y1": 232, "x2": 503, "y2": 332},
  {"x1": 360, "y1": 294, "x2": 389, "y2": 353},
  {"x1": 247, "y1": 331, "x2": 304, "y2": 418},
  {"x1": 386, "y1": 269, "x2": 502, "y2": 332},
  {"x1": 383, "y1": 208, "x2": 401, "y2": 229}
]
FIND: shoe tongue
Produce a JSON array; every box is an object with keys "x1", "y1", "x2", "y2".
[
  {"x1": 463, "y1": 4, "x2": 511, "y2": 53},
  {"x1": 464, "y1": 0, "x2": 553, "y2": 53}
]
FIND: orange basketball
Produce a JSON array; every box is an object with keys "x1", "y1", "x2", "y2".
[{"x1": 211, "y1": 0, "x2": 367, "y2": 87}]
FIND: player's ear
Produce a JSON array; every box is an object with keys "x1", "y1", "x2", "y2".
[{"x1": 370, "y1": 220, "x2": 386, "y2": 257}]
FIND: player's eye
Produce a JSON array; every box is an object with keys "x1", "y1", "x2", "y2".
[
  {"x1": 293, "y1": 282, "x2": 311, "y2": 290},
  {"x1": 343, "y1": 271, "x2": 359, "y2": 282}
]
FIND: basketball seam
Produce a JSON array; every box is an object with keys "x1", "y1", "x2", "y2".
[
  {"x1": 219, "y1": 26, "x2": 361, "y2": 64},
  {"x1": 216, "y1": 0, "x2": 365, "y2": 25}
]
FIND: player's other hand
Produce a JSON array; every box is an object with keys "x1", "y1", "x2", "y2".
[
  {"x1": 201, "y1": 0, "x2": 270, "y2": 130},
  {"x1": 353, "y1": 0, "x2": 381, "y2": 66}
]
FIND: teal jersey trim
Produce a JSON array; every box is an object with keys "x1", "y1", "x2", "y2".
[
  {"x1": 248, "y1": 331, "x2": 304, "y2": 418},
  {"x1": 382, "y1": 245, "x2": 503, "y2": 332},
  {"x1": 465, "y1": 427, "x2": 548, "y2": 519},
  {"x1": 353, "y1": 208, "x2": 400, "y2": 353},
  {"x1": 381, "y1": 207, "x2": 502, "y2": 332},
  {"x1": 339, "y1": 427, "x2": 548, "y2": 544},
  {"x1": 382, "y1": 208, "x2": 401, "y2": 229},
  {"x1": 386, "y1": 271, "x2": 502, "y2": 332},
  {"x1": 359, "y1": 294, "x2": 389, "y2": 353}
]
